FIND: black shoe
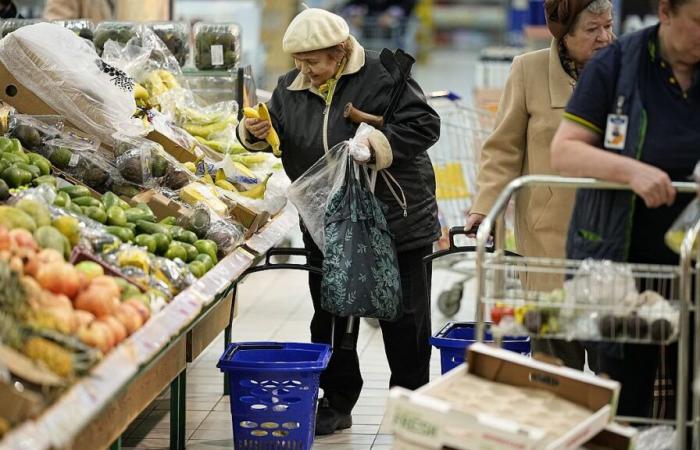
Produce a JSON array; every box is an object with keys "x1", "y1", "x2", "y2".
[{"x1": 315, "y1": 398, "x2": 352, "y2": 435}]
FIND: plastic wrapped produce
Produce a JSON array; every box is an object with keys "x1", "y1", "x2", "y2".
[
  {"x1": 146, "y1": 21, "x2": 190, "y2": 67},
  {"x1": 93, "y1": 21, "x2": 139, "y2": 56},
  {"x1": 6, "y1": 114, "x2": 65, "y2": 152},
  {"x1": 0, "y1": 18, "x2": 44, "y2": 37},
  {"x1": 193, "y1": 22, "x2": 241, "y2": 71},
  {"x1": 665, "y1": 198, "x2": 700, "y2": 256},
  {"x1": 52, "y1": 19, "x2": 95, "y2": 41},
  {"x1": 0, "y1": 23, "x2": 145, "y2": 146}
]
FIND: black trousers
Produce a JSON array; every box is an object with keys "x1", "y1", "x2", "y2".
[{"x1": 303, "y1": 231, "x2": 433, "y2": 414}]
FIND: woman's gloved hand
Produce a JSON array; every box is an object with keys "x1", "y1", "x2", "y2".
[{"x1": 245, "y1": 118, "x2": 271, "y2": 140}]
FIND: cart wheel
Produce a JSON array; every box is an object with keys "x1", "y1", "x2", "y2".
[
  {"x1": 437, "y1": 284, "x2": 462, "y2": 317},
  {"x1": 363, "y1": 317, "x2": 381, "y2": 328}
]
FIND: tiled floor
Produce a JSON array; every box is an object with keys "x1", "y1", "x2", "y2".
[{"x1": 121, "y1": 232, "x2": 478, "y2": 450}]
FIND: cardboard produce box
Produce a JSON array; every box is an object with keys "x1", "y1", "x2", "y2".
[
  {"x1": 387, "y1": 343, "x2": 620, "y2": 450},
  {"x1": 0, "y1": 62, "x2": 193, "y2": 162}
]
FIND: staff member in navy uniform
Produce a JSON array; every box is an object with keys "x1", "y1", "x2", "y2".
[{"x1": 551, "y1": 0, "x2": 700, "y2": 417}]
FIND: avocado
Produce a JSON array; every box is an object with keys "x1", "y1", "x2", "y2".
[
  {"x1": 150, "y1": 154, "x2": 169, "y2": 178},
  {"x1": 12, "y1": 124, "x2": 42, "y2": 149},
  {"x1": 0, "y1": 180, "x2": 9, "y2": 201},
  {"x1": 49, "y1": 147, "x2": 74, "y2": 170}
]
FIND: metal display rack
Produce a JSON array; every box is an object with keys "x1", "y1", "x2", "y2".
[{"x1": 473, "y1": 175, "x2": 700, "y2": 449}]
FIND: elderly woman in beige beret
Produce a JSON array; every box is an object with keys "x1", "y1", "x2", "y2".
[
  {"x1": 467, "y1": 0, "x2": 614, "y2": 369},
  {"x1": 237, "y1": 8, "x2": 440, "y2": 435}
]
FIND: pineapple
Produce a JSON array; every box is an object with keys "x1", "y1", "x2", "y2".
[
  {"x1": 0, "y1": 311, "x2": 23, "y2": 350},
  {"x1": 22, "y1": 336, "x2": 74, "y2": 378},
  {"x1": 0, "y1": 261, "x2": 28, "y2": 320}
]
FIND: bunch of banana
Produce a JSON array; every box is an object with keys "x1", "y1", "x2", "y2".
[
  {"x1": 243, "y1": 103, "x2": 281, "y2": 158},
  {"x1": 231, "y1": 152, "x2": 269, "y2": 168},
  {"x1": 144, "y1": 70, "x2": 181, "y2": 98},
  {"x1": 238, "y1": 173, "x2": 272, "y2": 200},
  {"x1": 133, "y1": 83, "x2": 151, "y2": 109}
]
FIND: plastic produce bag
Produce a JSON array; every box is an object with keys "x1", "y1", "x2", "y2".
[
  {"x1": 287, "y1": 124, "x2": 375, "y2": 253},
  {"x1": 665, "y1": 198, "x2": 700, "y2": 256},
  {"x1": 0, "y1": 23, "x2": 144, "y2": 146}
]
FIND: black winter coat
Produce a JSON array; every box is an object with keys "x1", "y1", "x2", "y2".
[{"x1": 258, "y1": 49, "x2": 441, "y2": 252}]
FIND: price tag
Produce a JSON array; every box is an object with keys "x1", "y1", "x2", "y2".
[
  {"x1": 68, "y1": 153, "x2": 80, "y2": 167},
  {"x1": 211, "y1": 45, "x2": 224, "y2": 66}
]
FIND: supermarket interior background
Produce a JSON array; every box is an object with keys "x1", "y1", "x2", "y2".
[{"x1": 0, "y1": 1, "x2": 676, "y2": 450}]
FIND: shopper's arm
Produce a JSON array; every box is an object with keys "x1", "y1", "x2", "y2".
[
  {"x1": 469, "y1": 55, "x2": 529, "y2": 226},
  {"x1": 380, "y1": 77, "x2": 440, "y2": 165},
  {"x1": 551, "y1": 121, "x2": 676, "y2": 208}
]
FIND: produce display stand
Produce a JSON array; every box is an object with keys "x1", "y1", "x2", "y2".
[
  {"x1": 473, "y1": 175, "x2": 700, "y2": 450},
  {"x1": 0, "y1": 205, "x2": 299, "y2": 450}
]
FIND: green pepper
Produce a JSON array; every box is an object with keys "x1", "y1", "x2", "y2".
[
  {"x1": 134, "y1": 234, "x2": 157, "y2": 253},
  {"x1": 101, "y1": 191, "x2": 120, "y2": 210},
  {"x1": 0, "y1": 137, "x2": 13, "y2": 153},
  {"x1": 159, "y1": 216, "x2": 177, "y2": 226},
  {"x1": 84, "y1": 206, "x2": 107, "y2": 224},
  {"x1": 165, "y1": 242, "x2": 188, "y2": 261},
  {"x1": 54, "y1": 191, "x2": 71, "y2": 208},
  {"x1": 188, "y1": 260, "x2": 207, "y2": 278},
  {"x1": 107, "y1": 205, "x2": 128, "y2": 227},
  {"x1": 194, "y1": 253, "x2": 214, "y2": 271},
  {"x1": 194, "y1": 239, "x2": 218, "y2": 264},
  {"x1": 152, "y1": 232, "x2": 171, "y2": 255}
]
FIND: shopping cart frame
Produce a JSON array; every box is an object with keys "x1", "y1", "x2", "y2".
[{"x1": 474, "y1": 175, "x2": 699, "y2": 449}]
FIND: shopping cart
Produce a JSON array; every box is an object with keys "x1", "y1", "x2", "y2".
[
  {"x1": 423, "y1": 91, "x2": 497, "y2": 317},
  {"x1": 473, "y1": 175, "x2": 700, "y2": 450}
]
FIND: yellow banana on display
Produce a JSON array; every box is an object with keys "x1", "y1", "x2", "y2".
[
  {"x1": 184, "y1": 117, "x2": 237, "y2": 139},
  {"x1": 243, "y1": 103, "x2": 282, "y2": 158},
  {"x1": 184, "y1": 162, "x2": 197, "y2": 173},
  {"x1": 239, "y1": 173, "x2": 272, "y2": 199},
  {"x1": 232, "y1": 153, "x2": 268, "y2": 167},
  {"x1": 133, "y1": 83, "x2": 149, "y2": 100},
  {"x1": 215, "y1": 179, "x2": 237, "y2": 191},
  {"x1": 233, "y1": 161, "x2": 256, "y2": 180}
]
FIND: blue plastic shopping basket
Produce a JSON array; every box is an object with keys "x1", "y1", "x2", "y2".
[
  {"x1": 218, "y1": 342, "x2": 332, "y2": 450},
  {"x1": 431, "y1": 322, "x2": 531, "y2": 374}
]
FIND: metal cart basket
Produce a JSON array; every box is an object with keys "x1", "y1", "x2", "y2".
[{"x1": 473, "y1": 175, "x2": 700, "y2": 450}]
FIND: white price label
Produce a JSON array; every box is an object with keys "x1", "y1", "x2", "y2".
[
  {"x1": 211, "y1": 45, "x2": 224, "y2": 66},
  {"x1": 68, "y1": 153, "x2": 80, "y2": 167}
]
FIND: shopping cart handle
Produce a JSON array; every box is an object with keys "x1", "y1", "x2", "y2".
[{"x1": 449, "y1": 226, "x2": 485, "y2": 251}]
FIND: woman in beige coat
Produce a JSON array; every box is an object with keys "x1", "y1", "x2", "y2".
[
  {"x1": 467, "y1": 0, "x2": 614, "y2": 369},
  {"x1": 43, "y1": 0, "x2": 114, "y2": 21}
]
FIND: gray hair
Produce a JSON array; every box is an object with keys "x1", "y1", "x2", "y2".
[
  {"x1": 587, "y1": 0, "x2": 613, "y2": 14},
  {"x1": 569, "y1": 0, "x2": 613, "y2": 34}
]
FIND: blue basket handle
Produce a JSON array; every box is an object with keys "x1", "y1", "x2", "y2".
[
  {"x1": 434, "y1": 322, "x2": 454, "y2": 339},
  {"x1": 220, "y1": 343, "x2": 285, "y2": 365}
]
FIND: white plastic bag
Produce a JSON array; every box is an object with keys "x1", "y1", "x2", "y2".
[
  {"x1": 287, "y1": 124, "x2": 375, "y2": 253},
  {"x1": 0, "y1": 23, "x2": 144, "y2": 146}
]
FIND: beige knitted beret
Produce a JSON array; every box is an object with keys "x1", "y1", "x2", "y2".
[{"x1": 282, "y1": 8, "x2": 350, "y2": 54}]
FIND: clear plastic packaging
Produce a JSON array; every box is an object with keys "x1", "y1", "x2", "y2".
[
  {"x1": 193, "y1": 22, "x2": 241, "y2": 71},
  {"x1": 52, "y1": 19, "x2": 95, "y2": 41},
  {"x1": 0, "y1": 18, "x2": 44, "y2": 37},
  {"x1": 7, "y1": 114, "x2": 65, "y2": 152},
  {"x1": 287, "y1": 126, "x2": 376, "y2": 252},
  {"x1": 0, "y1": 23, "x2": 145, "y2": 146},
  {"x1": 665, "y1": 198, "x2": 700, "y2": 255},
  {"x1": 146, "y1": 21, "x2": 190, "y2": 67},
  {"x1": 93, "y1": 21, "x2": 140, "y2": 56}
]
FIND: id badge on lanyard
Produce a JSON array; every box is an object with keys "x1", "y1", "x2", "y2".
[{"x1": 604, "y1": 96, "x2": 628, "y2": 150}]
